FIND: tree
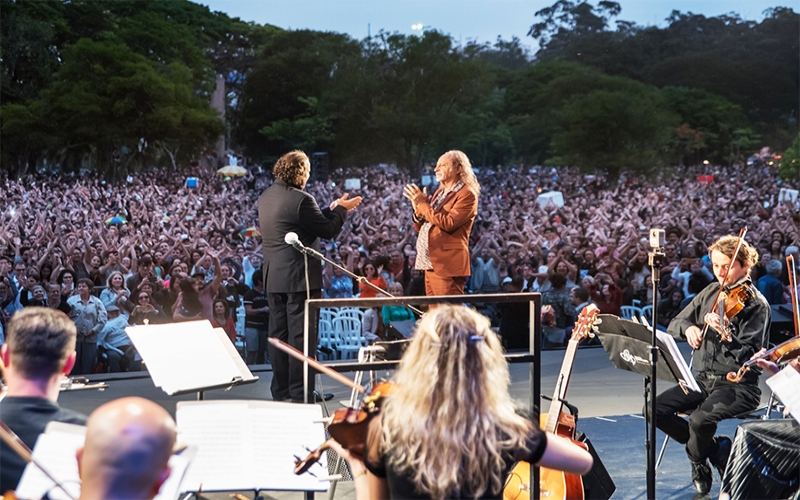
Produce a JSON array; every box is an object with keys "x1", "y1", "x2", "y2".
[
  {"x1": 779, "y1": 132, "x2": 800, "y2": 180},
  {"x1": 505, "y1": 61, "x2": 678, "y2": 179},
  {"x1": 358, "y1": 31, "x2": 496, "y2": 174},
  {"x1": 661, "y1": 86, "x2": 751, "y2": 165},
  {"x1": 528, "y1": 0, "x2": 622, "y2": 50},
  {"x1": 258, "y1": 97, "x2": 333, "y2": 154},
  {"x1": 234, "y1": 30, "x2": 360, "y2": 163}
]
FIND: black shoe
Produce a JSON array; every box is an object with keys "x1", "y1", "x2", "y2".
[
  {"x1": 315, "y1": 391, "x2": 335, "y2": 402},
  {"x1": 709, "y1": 435, "x2": 732, "y2": 478},
  {"x1": 691, "y1": 460, "x2": 712, "y2": 494}
]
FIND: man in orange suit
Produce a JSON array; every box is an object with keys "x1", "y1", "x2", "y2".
[{"x1": 403, "y1": 150, "x2": 479, "y2": 296}]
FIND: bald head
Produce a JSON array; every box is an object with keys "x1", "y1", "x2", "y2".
[{"x1": 78, "y1": 397, "x2": 177, "y2": 500}]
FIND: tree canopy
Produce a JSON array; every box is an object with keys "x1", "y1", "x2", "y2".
[{"x1": 1, "y1": 0, "x2": 797, "y2": 180}]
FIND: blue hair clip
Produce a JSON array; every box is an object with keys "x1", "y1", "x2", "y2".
[{"x1": 470, "y1": 335, "x2": 484, "y2": 343}]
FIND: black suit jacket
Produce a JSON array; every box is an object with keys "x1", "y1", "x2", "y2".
[{"x1": 258, "y1": 179, "x2": 348, "y2": 293}]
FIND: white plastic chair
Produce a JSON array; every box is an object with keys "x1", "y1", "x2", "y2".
[
  {"x1": 621, "y1": 305, "x2": 643, "y2": 321},
  {"x1": 333, "y1": 316, "x2": 366, "y2": 360},
  {"x1": 337, "y1": 307, "x2": 365, "y2": 323},
  {"x1": 641, "y1": 305, "x2": 653, "y2": 324},
  {"x1": 320, "y1": 307, "x2": 337, "y2": 324},
  {"x1": 317, "y1": 319, "x2": 337, "y2": 360}
]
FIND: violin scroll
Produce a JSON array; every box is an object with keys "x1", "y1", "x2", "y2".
[{"x1": 725, "y1": 336, "x2": 800, "y2": 383}]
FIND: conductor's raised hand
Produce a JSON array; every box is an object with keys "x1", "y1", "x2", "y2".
[
  {"x1": 403, "y1": 184, "x2": 427, "y2": 206},
  {"x1": 336, "y1": 193, "x2": 362, "y2": 211}
]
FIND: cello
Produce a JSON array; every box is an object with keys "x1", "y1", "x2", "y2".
[{"x1": 504, "y1": 304, "x2": 601, "y2": 500}]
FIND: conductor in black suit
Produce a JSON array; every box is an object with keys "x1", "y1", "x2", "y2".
[{"x1": 259, "y1": 150, "x2": 361, "y2": 402}]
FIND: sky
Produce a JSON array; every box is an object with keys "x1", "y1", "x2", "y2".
[{"x1": 199, "y1": 0, "x2": 790, "y2": 51}]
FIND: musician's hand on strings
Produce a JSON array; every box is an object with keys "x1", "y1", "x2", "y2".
[
  {"x1": 685, "y1": 325, "x2": 704, "y2": 349},
  {"x1": 702, "y1": 312, "x2": 727, "y2": 339},
  {"x1": 751, "y1": 348, "x2": 781, "y2": 375}
]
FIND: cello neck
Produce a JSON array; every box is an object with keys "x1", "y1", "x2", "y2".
[
  {"x1": 543, "y1": 337, "x2": 582, "y2": 433},
  {"x1": 787, "y1": 255, "x2": 799, "y2": 337}
]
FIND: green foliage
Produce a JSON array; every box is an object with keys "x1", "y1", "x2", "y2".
[
  {"x1": 234, "y1": 29, "x2": 360, "y2": 162},
  {"x1": 258, "y1": 97, "x2": 333, "y2": 156},
  {"x1": 0, "y1": 0, "x2": 258, "y2": 176},
  {"x1": 506, "y1": 62, "x2": 677, "y2": 179},
  {"x1": 530, "y1": 2, "x2": 799, "y2": 149},
  {"x1": 357, "y1": 31, "x2": 495, "y2": 174},
  {"x1": 661, "y1": 87, "x2": 751, "y2": 164},
  {"x1": 780, "y1": 132, "x2": 800, "y2": 180}
]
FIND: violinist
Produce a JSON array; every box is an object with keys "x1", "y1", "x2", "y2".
[
  {"x1": 719, "y1": 347, "x2": 800, "y2": 500},
  {"x1": 329, "y1": 305, "x2": 593, "y2": 499},
  {"x1": 654, "y1": 235, "x2": 769, "y2": 495},
  {"x1": 0, "y1": 307, "x2": 87, "y2": 493}
]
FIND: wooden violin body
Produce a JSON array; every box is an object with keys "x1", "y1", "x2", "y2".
[
  {"x1": 716, "y1": 282, "x2": 755, "y2": 342},
  {"x1": 293, "y1": 382, "x2": 393, "y2": 475},
  {"x1": 726, "y1": 336, "x2": 800, "y2": 382}
]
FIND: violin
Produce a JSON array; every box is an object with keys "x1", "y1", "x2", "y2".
[
  {"x1": 716, "y1": 281, "x2": 756, "y2": 342},
  {"x1": 266, "y1": 338, "x2": 393, "y2": 476},
  {"x1": 294, "y1": 381, "x2": 392, "y2": 474},
  {"x1": 726, "y1": 336, "x2": 800, "y2": 382},
  {"x1": 701, "y1": 227, "x2": 748, "y2": 343}
]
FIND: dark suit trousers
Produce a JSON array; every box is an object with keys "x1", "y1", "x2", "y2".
[
  {"x1": 651, "y1": 374, "x2": 760, "y2": 463},
  {"x1": 267, "y1": 290, "x2": 320, "y2": 403}
]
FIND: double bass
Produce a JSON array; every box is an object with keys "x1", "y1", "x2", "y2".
[{"x1": 504, "y1": 304, "x2": 601, "y2": 500}]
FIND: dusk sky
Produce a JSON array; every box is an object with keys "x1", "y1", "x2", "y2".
[{"x1": 199, "y1": 0, "x2": 789, "y2": 50}]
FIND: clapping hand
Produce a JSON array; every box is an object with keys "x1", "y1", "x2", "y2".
[{"x1": 403, "y1": 184, "x2": 427, "y2": 208}]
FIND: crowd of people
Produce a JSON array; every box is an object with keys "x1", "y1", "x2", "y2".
[{"x1": 0, "y1": 157, "x2": 798, "y2": 364}]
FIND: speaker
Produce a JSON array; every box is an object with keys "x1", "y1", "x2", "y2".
[{"x1": 574, "y1": 431, "x2": 616, "y2": 500}]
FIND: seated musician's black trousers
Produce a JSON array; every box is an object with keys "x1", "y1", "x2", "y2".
[{"x1": 649, "y1": 375, "x2": 760, "y2": 463}]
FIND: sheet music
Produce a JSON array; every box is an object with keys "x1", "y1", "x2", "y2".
[
  {"x1": 16, "y1": 422, "x2": 83, "y2": 500},
  {"x1": 766, "y1": 366, "x2": 800, "y2": 425},
  {"x1": 656, "y1": 330, "x2": 701, "y2": 393},
  {"x1": 126, "y1": 321, "x2": 250, "y2": 395},
  {"x1": 16, "y1": 421, "x2": 193, "y2": 500},
  {"x1": 176, "y1": 400, "x2": 329, "y2": 492}
]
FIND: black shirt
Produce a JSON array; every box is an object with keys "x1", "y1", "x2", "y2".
[
  {"x1": 667, "y1": 277, "x2": 769, "y2": 385},
  {"x1": 243, "y1": 288, "x2": 269, "y2": 329},
  {"x1": 0, "y1": 396, "x2": 87, "y2": 492}
]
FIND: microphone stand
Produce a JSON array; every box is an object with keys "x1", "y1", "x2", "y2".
[
  {"x1": 645, "y1": 245, "x2": 665, "y2": 499},
  {"x1": 289, "y1": 242, "x2": 423, "y2": 317}
]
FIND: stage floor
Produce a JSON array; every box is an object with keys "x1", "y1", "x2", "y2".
[{"x1": 56, "y1": 342, "x2": 774, "y2": 499}]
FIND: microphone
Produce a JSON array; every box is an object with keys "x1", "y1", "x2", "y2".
[
  {"x1": 284, "y1": 232, "x2": 325, "y2": 260},
  {"x1": 284, "y1": 231, "x2": 300, "y2": 246}
]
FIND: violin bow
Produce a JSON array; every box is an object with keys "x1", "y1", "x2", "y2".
[
  {"x1": 700, "y1": 227, "x2": 748, "y2": 344},
  {"x1": 0, "y1": 419, "x2": 78, "y2": 500},
  {"x1": 787, "y1": 254, "x2": 799, "y2": 338},
  {"x1": 268, "y1": 338, "x2": 366, "y2": 393}
]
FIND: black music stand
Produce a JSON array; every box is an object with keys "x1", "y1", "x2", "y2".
[
  {"x1": 595, "y1": 315, "x2": 696, "y2": 390},
  {"x1": 595, "y1": 314, "x2": 700, "y2": 499}
]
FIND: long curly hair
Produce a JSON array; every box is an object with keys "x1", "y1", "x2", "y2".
[
  {"x1": 445, "y1": 150, "x2": 481, "y2": 197},
  {"x1": 273, "y1": 150, "x2": 310, "y2": 188},
  {"x1": 380, "y1": 305, "x2": 531, "y2": 499}
]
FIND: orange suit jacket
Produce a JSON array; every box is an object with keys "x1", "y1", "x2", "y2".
[{"x1": 412, "y1": 186, "x2": 478, "y2": 278}]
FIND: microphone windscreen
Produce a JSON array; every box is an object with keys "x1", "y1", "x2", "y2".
[{"x1": 284, "y1": 232, "x2": 299, "y2": 245}]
